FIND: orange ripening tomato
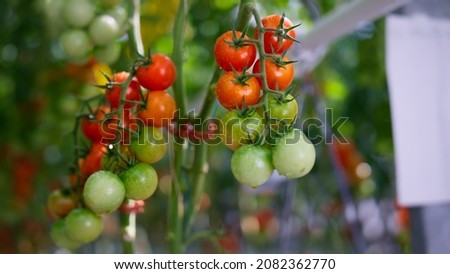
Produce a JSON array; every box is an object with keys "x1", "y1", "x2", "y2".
[
  {"x1": 252, "y1": 56, "x2": 294, "y2": 91},
  {"x1": 137, "y1": 90, "x2": 177, "y2": 127},
  {"x1": 215, "y1": 71, "x2": 261, "y2": 110}
]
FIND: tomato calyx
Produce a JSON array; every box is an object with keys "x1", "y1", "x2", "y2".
[
  {"x1": 102, "y1": 143, "x2": 135, "y2": 173},
  {"x1": 225, "y1": 27, "x2": 254, "y2": 49},
  {"x1": 267, "y1": 121, "x2": 296, "y2": 143},
  {"x1": 92, "y1": 69, "x2": 116, "y2": 90},
  {"x1": 269, "y1": 84, "x2": 297, "y2": 102},
  {"x1": 134, "y1": 48, "x2": 155, "y2": 67},
  {"x1": 264, "y1": 13, "x2": 301, "y2": 53},
  {"x1": 270, "y1": 53, "x2": 297, "y2": 68},
  {"x1": 230, "y1": 68, "x2": 258, "y2": 87}
]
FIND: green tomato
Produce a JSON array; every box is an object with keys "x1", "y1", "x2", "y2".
[
  {"x1": 62, "y1": 0, "x2": 95, "y2": 28},
  {"x1": 50, "y1": 219, "x2": 82, "y2": 250},
  {"x1": 83, "y1": 170, "x2": 125, "y2": 214},
  {"x1": 120, "y1": 163, "x2": 158, "y2": 200},
  {"x1": 219, "y1": 110, "x2": 264, "y2": 151},
  {"x1": 231, "y1": 145, "x2": 274, "y2": 188},
  {"x1": 105, "y1": 6, "x2": 128, "y2": 26},
  {"x1": 94, "y1": 43, "x2": 121, "y2": 65},
  {"x1": 89, "y1": 15, "x2": 120, "y2": 46},
  {"x1": 266, "y1": 94, "x2": 298, "y2": 128},
  {"x1": 272, "y1": 129, "x2": 315, "y2": 179},
  {"x1": 60, "y1": 29, "x2": 93, "y2": 60},
  {"x1": 65, "y1": 208, "x2": 103, "y2": 244},
  {"x1": 130, "y1": 126, "x2": 167, "y2": 164}
]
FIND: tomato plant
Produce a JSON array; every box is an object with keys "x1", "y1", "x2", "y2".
[
  {"x1": 48, "y1": 0, "x2": 316, "y2": 255},
  {"x1": 216, "y1": 71, "x2": 261, "y2": 109},
  {"x1": 214, "y1": 30, "x2": 256, "y2": 71},
  {"x1": 135, "y1": 53, "x2": 176, "y2": 91}
]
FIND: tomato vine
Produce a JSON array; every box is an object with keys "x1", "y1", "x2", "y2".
[{"x1": 49, "y1": 0, "x2": 315, "y2": 254}]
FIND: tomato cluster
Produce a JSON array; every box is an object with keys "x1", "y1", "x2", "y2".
[
  {"x1": 53, "y1": 0, "x2": 128, "y2": 65},
  {"x1": 49, "y1": 52, "x2": 177, "y2": 250},
  {"x1": 214, "y1": 14, "x2": 315, "y2": 188}
]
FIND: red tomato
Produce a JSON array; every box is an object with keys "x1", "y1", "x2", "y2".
[
  {"x1": 214, "y1": 30, "x2": 256, "y2": 71},
  {"x1": 80, "y1": 143, "x2": 107, "y2": 178},
  {"x1": 215, "y1": 71, "x2": 261, "y2": 110},
  {"x1": 81, "y1": 105, "x2": 111, "y2": 143},
  {"x1": 137, "y1": 91, "x2": 176, "y2": 127},
  {"x1": 105, "y1": 71, "x2": 142, "y2": 109},
  {"x1": 254, "y1": 14, "x2": 296, "y2": 54},
  {"x1": 135, "y1": 53, "x2": 176, "y2": 91},
  {"x1": 252, "y1": 56, "x2": 294, "y2": 91}
]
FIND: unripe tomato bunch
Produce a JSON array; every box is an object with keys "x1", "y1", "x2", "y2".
[
  {"x1": 48, "y1": 52, "x2": 177, "y2": 250},
  {"x1": 56, "y1": 0, "x2": 128, "y2": 65},
  {"x1": 214, "y1": 14, "x2": 316, "y2": 188}
]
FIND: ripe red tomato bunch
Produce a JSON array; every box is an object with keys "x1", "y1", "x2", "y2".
[
  {"x1": 213, "y1": 14, "x2": 315, "y2": 188},
  {"x1": 48, "y1": 0, "x2": 128, "y2": 65},
  {"x1": 49, "y1": 52, "x2": 177, "y2": 250}
]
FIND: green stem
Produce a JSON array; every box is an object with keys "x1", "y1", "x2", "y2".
[
  {"x1": 120, "y1": 199, "x2": 136, "y2": 254},
  {"x1": 182, "y1": 141, "x2": 207, "y2": 240},
  {"x1": 127, "y1": 0, "x2": 144, "y2": 55},
  {"x1": 116, "y1": 0, "x2": 144, "y2": 254},
  {"x1": 168, "y1": 141, "x2": 185, "y2": 253},
  {"x1": 172, "y1": 0, "x2": 188, "y2": 117},
  {"x1": 236, "y1": 0, "x2": 256, "y2": 30},
  {"x1": 168, "y1": 0, "x2": 189, "y2": 253},
  {"x1": 183, "y1": 0, "x2": 256, "y2": 246},
  {"x1": 250, "y1": 7, "x2": 271, "y2": 123}
]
